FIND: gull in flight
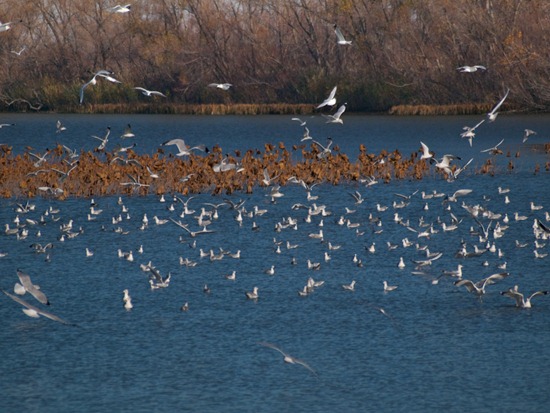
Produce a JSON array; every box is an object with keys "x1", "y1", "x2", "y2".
[
  {"x1": 92, "y1": 127, "x2": 111, "y2": 151},
  {"x1": 120, "y1": 124, "x2": 135, "y2": 139},
  {"x1": 334, "y1": 24, "x2": 352, "y2": 45},
  {"x1": 419, "y1": 141, "x2": 433, "y2": 161},
  {"x1": 480, "y1": 138, "x2": 504, "y2": 155},
  {"x1": 523, "y1": 129, "x2": 536, "y2": 143},
  {"x1": 457, "y1": 65, "x2": 486, "y2": 73},
  {"x1": 161, "y1": 138, "x2": 207, "y2": 156},
  {"x1": 10, "y1": 46, "x2": 26, "y2": 56},
  {"x1": 322, "y1": 103, "x2": 346, "y2": 124},
  {"x1": 434, "y1": 154, "x2": 461, "y2": 175},
  {"x1": 291, "y1": 117, "x2": 307, "y2": 126},
  {"x1": 454, "y1": 272, "x2": 509, "y2": 297},
  {"x1": 15, "y1": 269, "x2": 49, "y2": 305},
  {"x1": 2, "y1": 290, "x2": 71, "y2": 324},
  {"x1": 56, "y1": 120, "x2": 67, "y2": 133},
  {"x1": 0, "y1": 123, "x2": 15, "y2": 128},
  {"x1": 501, "y1": 285, "x2": 548, "y2": 309},
  {"x1": 487, "y1": 88, "x2": 510, "y2": 122},
  {"x1": 80, "y1": 70, "x2": 121, "y2": 104},
  {"x1": 134, "y1": 87, "x2": 166, "y2": 97},
  {"x1": 108, "y1": 4, "x2": 131, "y2": 13},
  {"x1": 316, "y1": 86, "x2": 337, "y2": 109},
  {"x1": 208, "y1": 83, "x2": 232, "y2": 90},
  {"x1": 0, "y1": 20, "x2": 21, "y2": 32},
  {"x1": 259, "y1": 342, "x2": 317, "y2": 376},
  {"x1": 460, "y1": 119, "x2": 485, "y2": 147}
]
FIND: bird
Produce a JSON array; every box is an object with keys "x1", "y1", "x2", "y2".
[
  {"x1": 342, "y1": 280, "x2": 356, "y2": 291},
  {"x1": 80, "y1": 70, "x2": 121, "y2": 104},
  {"x1": 15, "y1": 269, "x2": 49, "y2": 305},
  {"x1": 92, "y1": 127, "x2": 111, "y2": 151},
  {"x1": 454, "y1": 272, "x2": 509, "y2": 297},
  {"x1": 480, "y1": 138, "x2": 504, "y2": 155},
  {"x1": 460, "y1": 119, "x2": 485, "y2": 147},
  {"x1": 134, "y1": 87, "x2": 166, "y2": 97},
  {"x1": 419, "y1": 141, "x2": 433, "y2": 161},
  {"x1": 258, "y1": 342, "x2": 317, "y2": 376},
  {"x1": 122, "y1": 289, "x2": 133, "y2": 310},
  {"x1": 523, "y1": 129, "x2": 536, "y2": 143},
  {"x1": 501, "y1": 286, "x2": 548, "y2": 309},
  {"x1": 383, "y1": 281, "x2": 398, "y2": 293},
  {"x1": 0, "y1": 20, "x2": 21, "y2": 32},
  {"x1": 56, "y1": 120, "x2": 67, "y2": 133},
  {"x1": 487, "y1": 88, "x2": 510, "y2": 122},
  {"x1": 2, "y1": 290, "x2": 71, "y2": 324},
  {"x1": 161, "y1": 138, "x2": 207, "y2": 156},
  {"x1": 120, "y1": 124, "x2": 135, "y2": 139},
  {"x1": 10, "y1": 46, "x2": 26, "y2": 56},
  {"x1": 334, "y1": 24, "x2": 352, "y2": 45},
  {"x1": 457, "y1": 65, "x2": 487, "y2": 73},
  {"x1": 0, "y1": 123, "x2": 15, "y2": 128},
  {"x1": 208, "y1": 83, "x2": 232, "y2": 90},
  {"x1": 108, "y1": 4, "x2": 131, "y2": 13},
  {"x1": 316, "y1": 86, "x2": 337, "y2": 109},
  {"x1": 246, "y1": 287, "x2": 259, "y2": 300},
  {"x1": 322, "y1": 103, "x2": 346, "y2": 124}
]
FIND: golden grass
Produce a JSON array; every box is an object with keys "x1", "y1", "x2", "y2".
[{"x1": 388, "y1": 103, "x2": 493, "y2": 116}]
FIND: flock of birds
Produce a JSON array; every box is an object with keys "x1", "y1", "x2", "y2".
[{"x1": 2, "y1": 6, "x2": 549, "y2": 375}]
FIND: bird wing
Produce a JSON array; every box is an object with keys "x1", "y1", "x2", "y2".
[
  {"x1": 2, "y1": 290, "x2": 70, "y2": 324},
  {"x1": 489, "y1": 89, "x2": 510, "y2": 115},
  {"x1": 420, "y1": 141, "x2": 430, "y2": 157},
  {"x1": 327, "y1": 86, "x2": 337, "y2": 101},
  {"x1": 454, "y1": 279, "x2": 477, "y2": 292},
  {"x1": 17, "y1": 270, "x2": 49, "y2": 305},
  {"x1": 333, "y1": 104, "x2": 346, "y2": 119},
  {"x1": 480, "y1": 272, "x2": 509, "y2": 288},
  {"x1": 334, "y1": 26, "x2": 346, "y2": 42},
  {"x1": 259, "y1": 341, "x2": 287, "y2": 357}
]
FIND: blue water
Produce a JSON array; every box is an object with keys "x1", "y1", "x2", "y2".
[{"x1": 1, "y1": 114, "x2": 550, "y2": 412}]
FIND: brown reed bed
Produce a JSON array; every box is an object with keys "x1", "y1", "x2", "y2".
[
  {"x1": 388, "y1": 103, "x2": 493, "y2": 116},
  {"x1": 0, "y1": 142, "x2": 541, "y2": 199}
]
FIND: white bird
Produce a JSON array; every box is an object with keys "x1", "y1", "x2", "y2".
[
  {"x1": 457, "y1": 65, "x2": 486, "y2": 73},
  {"x1": 487, "y1": 88, "x2": 510, "y2": 122},
  {"x1": 162, "y1": 138, "x2": 207, "y2": 156},
  {"x1": 0, "y1": 20, "x2": 20, "y2": 32},
  {"x1": 2, "y1": 290, "x2": 71, "y2": 324},
  {"x1": 208, "y1": 83, "x2": 232, "y2": 90},
  {"x1": 56, "y1": 120, "x2": 67, "y2": 133},
  {"x1": 11, "y1": 46, "x2": 26, "y2": 56},
  {"x1": 419, "y1": 141, "x2": 432, "y2": 161},
  {"x1": 460, "y1": 119, "x2": 485, "y2": 147},
  {"x1": 501, "y1": 286, "x2": 548, "y2": 309},
  {"x1": 122, "y1": 289, "x2": 133, "y2": 310},
  {"x1": 334, "y1": 24, "x2": 352, "y2": 45},
  {"x1": 480, "y1": 139, "x2": 504, "y2": 155},
  {"x1": 92, "y1": 127, "x2": 111, "y2": 151},
  {"x1": 342, "y1": 280, "x2": 356, "y2": 291},
  {"x1": 316, "y1": 86, "x2": 337, "y2": 109},
  {"x1": 134, "y1": 87, "x2": 166, "y2": 97},
  {"x1": 434, "y1": 154, "x2": 461, "y2": 175},
  {"x1": 85, "y1": 248, "x2": 94, "y2": 257},
  {"x1": 108, "y1": 4, "x2": 131, "y2": 13},
  {"x1": 246, "y1": 286, "x2": 259, "y2": 300},
  {"x1": 16, "y1": 269, "x2": 49, "y2": 305},
  {"x1": 120, "y1": 124, "x2": 135, "y2": 139},
  {"x1": 322, "y1": 103, "x2": 346, "y2": 124},
  {"x1": 454, "y1": 272, "x2": 509, "y2": 296},
  {"x1": 259, "y1": 341, "x2": 317, "y2": 376},
  {"x1": 80, "y1": 70, "x2": 121, "y2": 104},
  {"x1": 523, "y1": 129, "x2": 536, "y2": 143}
]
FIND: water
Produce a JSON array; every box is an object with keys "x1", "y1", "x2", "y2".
[{"x1": 1, "y1": 114, "x2": 550, "y2": 412}]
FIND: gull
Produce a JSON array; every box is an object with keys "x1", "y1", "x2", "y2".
[
  {"x1": 264, "y1": 265, "x2": 275, "y2": 275},
  {"x1": 262, "y1": 168, "x2": 281, "y2": 186},
  {"x1": 162, "y1": 138, "x2": 207, "y2": 156},
  {"x1": 523, "y1": 129, "x2": 536, "y2": 143},
  {"x1": 501, "y1": 286, "x2": 548, "y2": 309},
  {"x1": 108, "y1": 4, "x2": 131, "y2": 13},
  {"x1": 350, "y1": 190, "x2": 364, "y2": 205},
  {"x1": 120, "y1": 174, "x2": 149, "y2": 188},
  {"x1": 134, "y1": 87, "x2": 166, "y2": 97},
  {"x1": 11, "y1": 46, "x2": 26, "y2": 56},
  {"x1": 419, "y1": 141, "x2": 433, "y2": 161},
  {"x1": 122, "y1": 289, "x2": 133, "y2": 310},
  {"x1": 0, "y1": 20, "x2": 21, "y2": 32},
  {"x1": 0, "y1": 123, "x2": 15, "y2": 128},
  {"x1": 29, "y1": 150, "x2": 50, "y2": 167},
  {"x1": 487, "y1": 88, "x2": 510, "y2": 122},
  {"x1": 434, "y1": 154, "x2": 461, "y2": 175},
  {"x1": 208, "y1": 83, "x2": 232, "y2": 90},
  {"x1": 451, "y1": 158, "x2": 473, "y2": 181},
  {"x1": 16, "y1": 269, "x2": 49, "y2": 305},
  {"x1": 56, "y1": 120, "x2": 67, "y2": 133},
  {"x1": 454, "y1": 272, "x2": 509, "y2": 297},
  {"x1": 120, "y1": 124, "x2": 135, "y2": 139},
  {"x1": 316, "y1": 86, "x2": 337, "y2": 109},
  {"x1": 80, "y1": 70, "x2": 121, "y2": 104},
  {"x1": 291, "y1": 117, "x2": 307, "y2": 126},
  {"x1": 342, "y1": 280, "x2": 356, "y2": 291},
  {"x1": 2, "y1": 290, "x2": 71, "y2": 324},
  {"x1": 245, "y1": 286, "x2": 259, "y2": 300},
  {"x1": 480, "y1": 138, "x2": 504, "y2": 155},
  {"x1": 334, "y1": 24, "x2": 352, "y2": 45},
  {"x1": 383, "y1": 281, "x2": 397, "y2": 293},
  {"x1": 460, "y1": 119, "x2": 485, "y2": 147},
  {"x1": 312, "y1": 138, "x2": 333, "y2": 158},
  {"x1": 51, "y1": 162, "x2": 79, "y2": 181},
  {"x1": 259, "y1": 342, "x2": 317, "y2": 376},
  {"x1": 322, "y1": 103, "x2": 346, "y2": 124},
  {"x1": 301, "y1": 126, "x2": 312, "y2": 141},
  {"x1": 91, "y1": 127, "x2": 111, "y2": 151},
  {"x1": 146, "y1": 166, "x2": 159, "y2": 179},
  {"x1": 457, "y1": 65, "x2": 486, "y2": 73}
]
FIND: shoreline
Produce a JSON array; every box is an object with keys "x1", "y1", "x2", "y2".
[{"x1": 0, "y1": 102, "x2": 537, "y2": 116}]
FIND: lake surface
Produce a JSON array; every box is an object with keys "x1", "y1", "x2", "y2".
[{"x1": 1, "y1": 113, "x2": 550, "y2": 412}]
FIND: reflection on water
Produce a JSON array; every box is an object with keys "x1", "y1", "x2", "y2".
[{"x1": 0, "y1": 114, "x2": 549, "y2": 412}]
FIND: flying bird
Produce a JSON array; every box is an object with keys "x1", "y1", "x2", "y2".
[
  {"x1": 522, "y1": 129, "x2": 536, "y2": 143},
  {"x1": 2, "y1": 290, "x2": 72, "y2": 324},
  {"x1": 322, "y1": 103, "x2": 346, "y2": 124},
  {"x1": 487, "y1": 89, "x2": 510, "y2": 122},
  {"x1": 259, "y1": 341, "x2": 317, "y2": 376},
  {"x1": 460, "y1": 119, "x2": 485, "y2": 147},
  {"x1": 208, "y1": 83, "x2": 232, "y2": 90},
  {"x1": 480, "y1": 138, "x2": 504, "y2": 155},
  {"x1": 454, "y1": 272, "x2": 509, "y2": 297},
  {"x1": 15, "y1": 269, "x2": 49, "y2": 305},
  {"x1": 334, "y1": 24, "x2": 352, "y2": 45},
  {"x1": 161, "y1": 138, "x2": 207, "y2": 156},
  {"x1": 134, "y1": 87, "x2": 166, "y2": 97},
  {"x1": 108, "y1": 4, "x2": 131, "y2": 13},
  {"x1": 80, "y1": 70, "x2": 121, "y2": 104},
  {"x1": 316, "y1": 86, "x2": 337, "y2": 109},
  {"x1": 457, "y1": 65, "x2": 486, "y2": 73}
]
